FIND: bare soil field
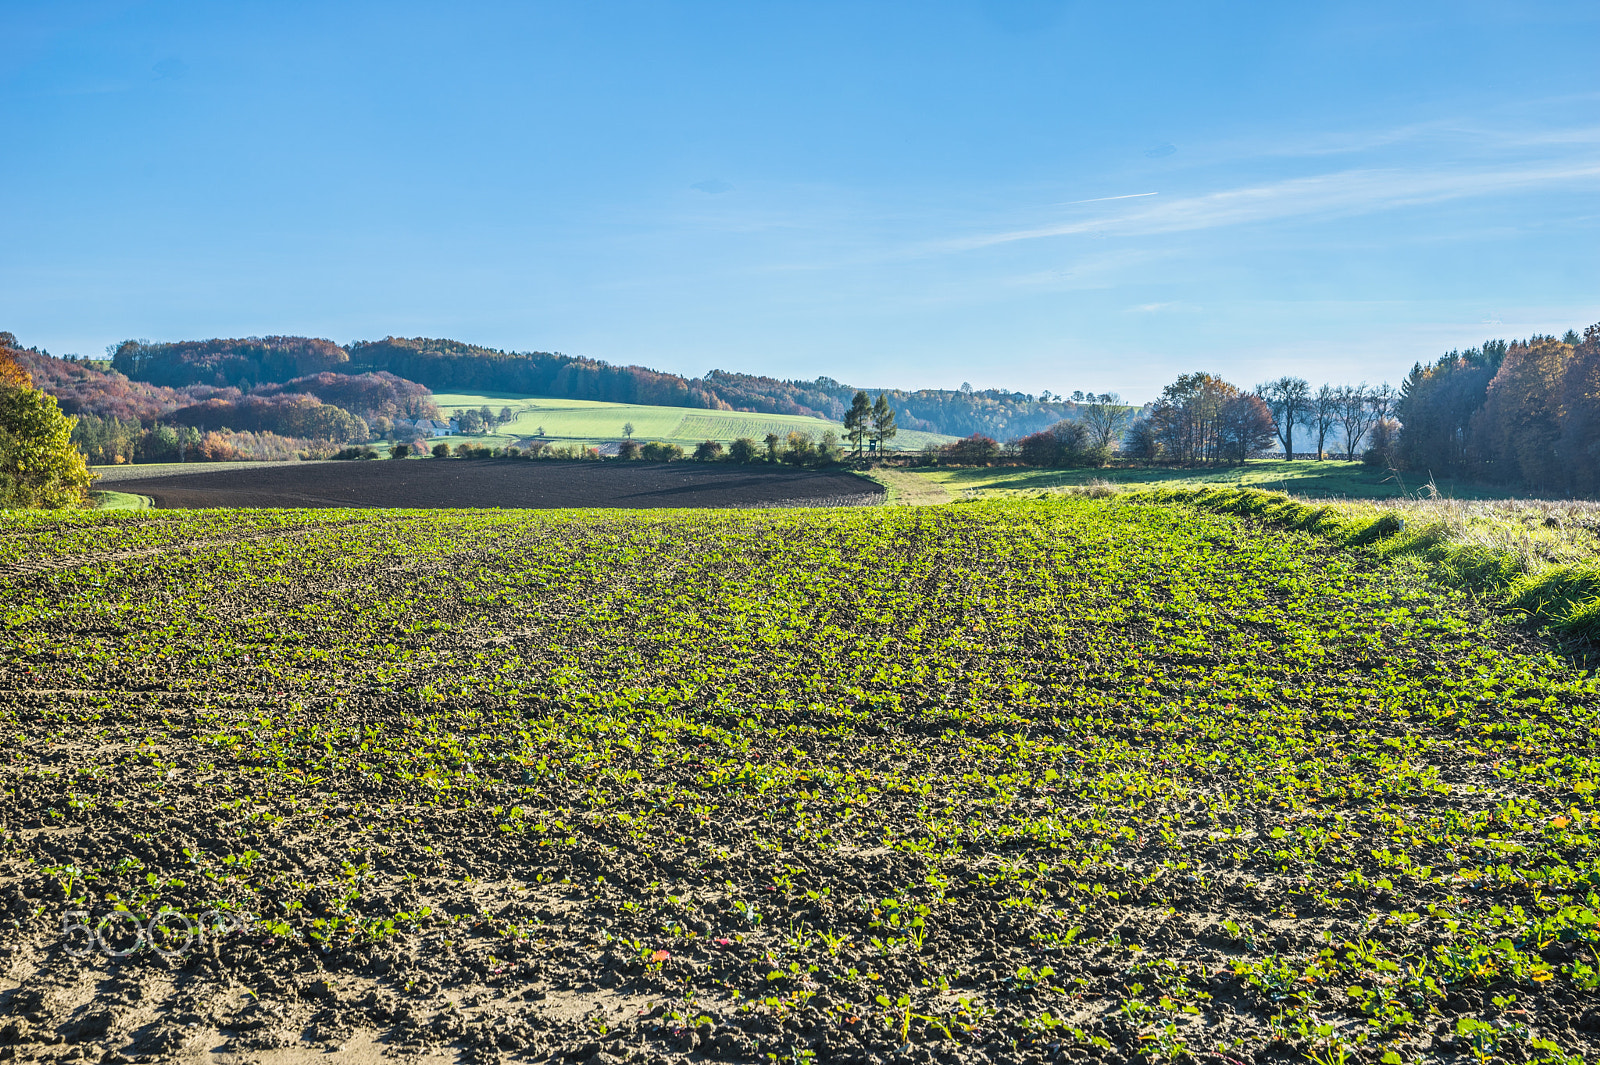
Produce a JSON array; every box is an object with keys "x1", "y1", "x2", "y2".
[{"x1": 96, "y1": 461, "x2": 884, "y2": 510}]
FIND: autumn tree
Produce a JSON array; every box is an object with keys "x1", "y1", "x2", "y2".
[
  {"x1": 1148, "y1": 372, "x2": 1241, "y2": 464},
  {"x1": 0, "y1": 340, "x2": 92, "y2": 507},
  {"x1": 1558, "y1": 325, "x2": 1600, "y2": 496},
  {"x1": 1470, "y1": 336, "x2": 1572, "y2": 491},
  {"x1": 1215, "y1": 393, "x2": 1277, "y2": 464},
  {"x1": 782, "y1": 431, "x2": 816, "y2": 465},
  {"x1": 1014, "y1": 420, "x2": 1092, "y2": 467}
]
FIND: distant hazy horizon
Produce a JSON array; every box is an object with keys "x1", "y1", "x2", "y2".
[{"x1": 4, "y1": 1, "x2": 1597, "y2": 401}]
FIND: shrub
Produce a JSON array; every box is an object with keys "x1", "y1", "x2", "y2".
[
  {"x1": 391, "y1": 443, "x2": 410, "y2": 458},
  {"x1": 939, "y1": 434, "x2": 1000, "y2": 465},
  {"x1": 728, "y1": 437, "x2": 759, "y2": 464},
  {"x1": 781, "y1": 432, "x2": 816, "y2": 466},
  {"x1": 1122, "y1": 420, "x2": 1162, "y2": 464},
  {"x1": 432, "y1": 442, "x2": 450, "y2": 459},
  {"x1": 617, "y1": 439, "x2": 641, "y2": 460},
  {"x1": 1364, "y1": 418, "x2": 1399, "y2": 467},
  {"x1": 693, "y1": 440, "x2": 725, "y2": 462},
  {"x1": 332, "y1": 446, "x2": 379, "y2": 460},
  {"x1": 1013, "y1": 420, "x2": 1094, "y2": 467},
  {"x1": 640, "y1": 441, "x2": 684, "y2": 462}
]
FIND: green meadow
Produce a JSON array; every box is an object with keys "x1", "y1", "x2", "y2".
[{"x1": 430, "y1": 392, "x2": 958, "y2": 451}]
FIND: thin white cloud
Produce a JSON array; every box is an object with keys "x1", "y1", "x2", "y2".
[
  {"x1": 944, "y1": 159, "x2": 1600, "y2": 251},
  {"x1": 1053, "y1": 192, "x2": 1158, "y2": 206}
]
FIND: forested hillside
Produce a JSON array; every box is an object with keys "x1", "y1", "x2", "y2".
[
  {"x1": 11, "y1": 344, "x2": 438, "y2": 463},
  {"x1": 699, "y1": 370, "x2": 1078, "y2": 438},
  {"x1": 346, "y1": 337, "x2": 731, "y2": 410},
  {"x1": 108, "y1": 335, "x2": 1081, "y2": 439},
  {"x1": 112, "y1": 336, "x2": 348, "y2": 388}
]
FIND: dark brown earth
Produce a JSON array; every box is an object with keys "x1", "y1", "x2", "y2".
[{"x1": 101, "y1": 460, "x2": 884, "y2": 510}]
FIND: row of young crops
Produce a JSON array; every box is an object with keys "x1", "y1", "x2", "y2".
[{"x1": 1, "y1": 500, "x2": 1597, "y2": 1062}]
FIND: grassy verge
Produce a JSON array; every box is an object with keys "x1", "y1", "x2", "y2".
[
  {"x1": 860, "y1": 466, "x2": 953, "y2": 505},
  {"x1": 1138, "y1": 485, "x2": 1600, "y2": 643},
  {"x1": 913, "y1": 458, "x2": 1536, "y2": 500},
  {"x1": 88, "y1": 490, "x2": 152, "y2": 510}
]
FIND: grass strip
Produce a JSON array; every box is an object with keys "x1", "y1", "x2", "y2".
[{"x1": 1135, "y1": 485, "x2": 1600, "y2": 642}]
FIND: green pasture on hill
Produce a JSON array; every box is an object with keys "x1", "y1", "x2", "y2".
[
  {"x1": 428, "y1": 392, "x2": 958, "y2": 451},
  {"x1": 915, "y1": 458, "x2": 1534, "y2": 501}
]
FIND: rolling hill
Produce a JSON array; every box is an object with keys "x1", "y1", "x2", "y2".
[{"x1": 429, "y1": 392, "x2": 959, "y2": 451}]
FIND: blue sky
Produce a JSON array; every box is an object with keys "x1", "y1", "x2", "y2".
[{"x1": 3, "y1": 1, "x2": 1598, "y2": 399}]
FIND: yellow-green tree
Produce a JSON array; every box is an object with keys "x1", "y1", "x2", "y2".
[{"x1": 0, "y1": 344, "x2": 92, "y2": 508}]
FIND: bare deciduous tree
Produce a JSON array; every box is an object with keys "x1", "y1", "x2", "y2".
[
  {"x1": 1368, "y1": 382, "x2": 1396, "y2": 424},
  {"x1": 1257, "y1": 376, "x2": 1311, "y2": 458},
  {"x1": 1335, "y1": 384, "x2": 1376, "y2": 461},
  {"x1": 1310, "y1": 384, "x2": 1339, "y2": 460},
  {"x1": 1081, "y1": 392, "x2": 1133, "y2": 451}
]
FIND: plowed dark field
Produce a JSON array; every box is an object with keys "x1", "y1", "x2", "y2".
[
  {"x1": 2, "y1": 499, "x2": 1598, "y2": 1065},
  {"x1": 97, "y1": 460, "x2": 883, "y2": 510}
]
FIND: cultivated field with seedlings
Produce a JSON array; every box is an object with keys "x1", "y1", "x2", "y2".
[{"x1": 2, "y1": 499, "x2": 1598, "y2": 1064}]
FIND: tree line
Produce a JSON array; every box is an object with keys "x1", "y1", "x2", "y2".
[
  {"x1": 930, "y1": 378, "x2": 1397, "y2": 469},
  {"x1": 1393, "y1": 324, "x2": 1600, "y2": 494},
  {"x1": 106, "y1": 335, "x2": 1091, "y2": 440}
]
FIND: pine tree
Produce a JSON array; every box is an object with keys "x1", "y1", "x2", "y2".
[
  {"x1": 870, "y1": 394, "x2": 897, "y2": 454},
  {"x1": 843, "y1": 391, "x2": 872, "y2": 456}
]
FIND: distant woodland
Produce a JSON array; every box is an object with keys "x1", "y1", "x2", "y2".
[
  {"x1": 1393, "y1": 325, "x2": 1600, "y2": 495},
  {"x1": 111, "y1": 335, "x2": 1083, "y2": 440},
  {"x1": 15, "y1": 343, "x2": 440, "y2": 463},
  {"x1": 7, "y1": 324, "x2": 1600, "y2": 495}
]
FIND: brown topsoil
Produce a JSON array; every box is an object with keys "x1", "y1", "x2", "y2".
[{"x1": 102, "y1": 459, "x2": 885, "y2": 510}]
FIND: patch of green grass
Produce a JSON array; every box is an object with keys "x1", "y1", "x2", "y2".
[
  {"x1": 430, "y1": 392, "x2": 957, "y2": 451},
  {"x1": 88, "y1": 490, "x2": 151, "y2": 510},
  {"x1": 914, "y1": 459, "x2": 1529, "y2": 501}
]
